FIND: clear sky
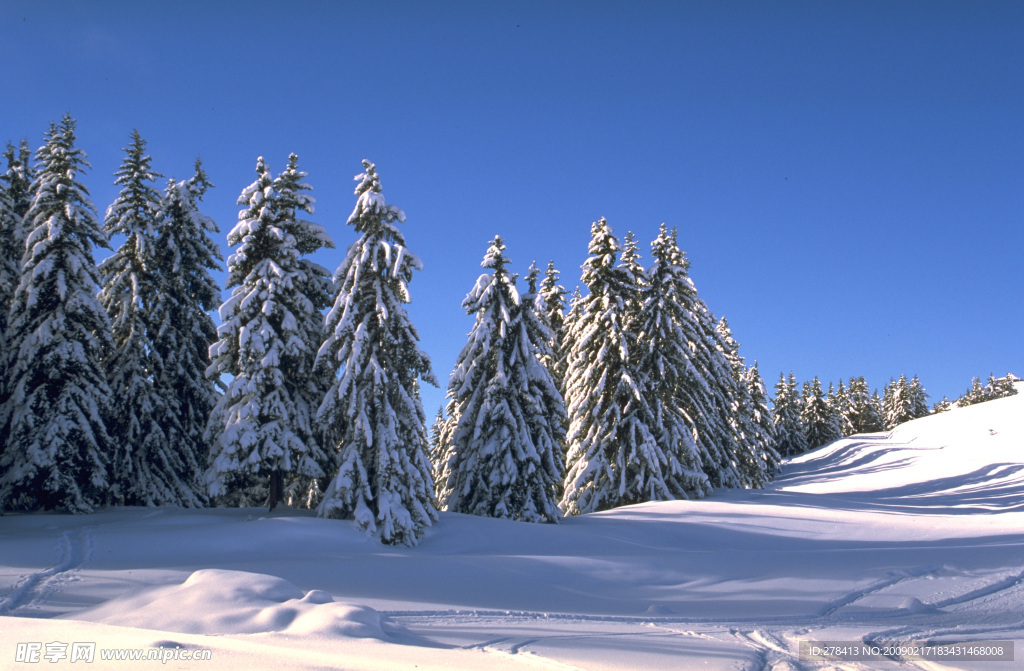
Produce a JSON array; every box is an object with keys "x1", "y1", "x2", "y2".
[{"x1": 3, "y1": 0, "x2": 1021, "y2": 416}]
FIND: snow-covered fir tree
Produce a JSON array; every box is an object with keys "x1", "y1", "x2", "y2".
[
  {"x1": 649, "y1": 229, "x2": 747, "y2": 489},
  {"x1": 801, "y1": 377, "x2": 841, "y2": 450},
  {"x1": 882, "y1": 374, "x2": 924, "y2": 428},
  {"x1": 561, "y1": 218, "x2": 677, "y2": 514},
  {"x1": 846, "y1": 376, "x2": 884, "y2": 434},
  {"x1": 630, "y1": 223, "x2": 713, "y2": 499},
  {"x1": 957, "y1": 377, "x2": 987, "y2": 407},
  {"x1": 2, "y1": 140, "x2": 34, "y2": 234},
  {"x1": 0, "y1": 141, "x2": 34, "y2": 346},
  {"x1": 537, "y1": 260, "x2": 568, "y2": 396},
  {"x1": 0, "y1": 116, "x2": 114, "y2": 512},
  {"x1": 907, "y1": 375, "x2": 929, "y2": 419},
  {"x1": 151, "y1": 160, "x2": 223, "y2": 500},
  {"x1": 772, "y1": 372, "x2": 808, "y2": 456},
  {"x1": 0, "y1": 162, "x2": 18, "y2": 336},
  {"x1": 831, "y1": 379, "x2": 854, "y2": 437},
  {"x1": 437, "y1": 237, "x2": 563, "y2": 522},
  {"x1": 99, "y1": 130, "x2": 204, "y2": 507},
  {"x1": 206, "y1": 155, "x2": 334, "y2": 510},
  {"x1": 743, "y1": 361, "x2": 779, "y2": 468},
  {"x1": 315, "y1": 160, "x2": 438, "y2": 545},
  {"x1": 617, "y1": 230, "x2": 646, "y2": 323},
  {"x1": 518, "y1": 261, "x2": 569, "y2": 499},
  {"x1": 715, "y1": 317, "x2": 779, "y2": 484}
]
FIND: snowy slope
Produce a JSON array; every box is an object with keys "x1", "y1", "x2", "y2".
[{"x1": 1, "y1": 388, "x2": 1022, "y2": 670}]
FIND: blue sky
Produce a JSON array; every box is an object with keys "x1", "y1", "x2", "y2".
[{"x1": 3, "y1": 0, "x2": 1021, "y2": 415}]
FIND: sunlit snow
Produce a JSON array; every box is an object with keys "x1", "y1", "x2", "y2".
[{"x1": 1, "y1": 386, "x2": 1021, "y2": 669}]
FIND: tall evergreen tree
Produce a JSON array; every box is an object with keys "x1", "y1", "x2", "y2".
[
  {"x1": 537, "y1": 260, "x2": 568, "y2": 396},
  {"x1": 831, "y1": 379, "x2": 854, "y2": 437},
  {"x1": 631, "y1": 224, "x2": 712, "y2": 499},
  {"x1": 907, "y1": 375, "x2": 929, "y2": 419},
  {"x1": 0, "y1": 116, "x2": 113, "y2": 512},
  {"x1": 99, "y1": 131, "x2": 203, "y2": 506},
  {"x1": 846, "y1": 376, "x2": 884, "y2": 433},
  {"x1": 437, "y1": 237, "x2": 563, "y2": 522},
  {"x1": 1, "y1": 142, "x2": 35, "y2": 372},
  {"x1": 772, "y1": 372, "x2": 808, "y2": 456},
  {"x1": 561, "y1": 218, "x2": 676, "y2": 514},
  {"x1": 882, "y1": 374, "x2": 921, "y2": 428},
  {"x1": 801, "y1": 377, "x2": 841, "y2": 450},
  {"x1": 152, "y1": 160, "x2": 223, "y2": 499},
  {"x1": 316, "y1": 160, "x2": 438, "y2": 546},
  {"x1": 206, "y1": 155, "x2": 333, "y2": 510},
  {"x1": 715, "y1": 317, "x2": 779, "y2": 484}
]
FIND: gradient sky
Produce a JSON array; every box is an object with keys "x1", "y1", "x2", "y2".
[{"x1": 3, "y1": 1, "x2": 1022, "y2": 416}]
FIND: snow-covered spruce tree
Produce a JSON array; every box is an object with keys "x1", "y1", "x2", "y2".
[
  {"x1": 831, "y1": 379, "x2": 854, "y2": 437},
  {"x1": 645, "y1": 227, "x2": 746, "y2": 489},
  {"x1": 908, "y1": 375, "x2": 929, "y2": 419},
  {"x1": 743, "y1": 361, "x2": 779, "y2": 469},
  {"x1": 1, "y1": 141, "x2": 34, "y2": 347},
  {"x1": 714, "y1": 317, "x2": 779, "y2": 485},
  {"x1": 0, "y1": 162, "x2": 18, "y2": 333},
  {"x1": 957, "y1": 377, "x2": 987, "y2": 407},
  {"x1": 561, "y1": 218, "x2": 677, "y2": 514},
  {"x1": 2, "y1": 140, "x2": 35, "y2": 235},
  {"x1": 801, "y1": 377, "x2": 841, "y2": 450},
  {"x1": 438, "y1": 237, "x2": 563, "y2": 522},
  {"x1": 538, "y1": 260, "x2": 568, "y2": 397},
  {"x1": 846, "y1": 376, "x2": 884, "y2": 434},
  {"x1": 206, "y1": 155, "x2": 333, "y2": 510},
  {"x1": 772, "y1": 372, "x2": 808, "y2": 456},
  {"x1": 630, "y1": 224, "x2": 713, "y2": 499},
  {"x1": 98, "y1": 130, "x2": 203, "y2": 506},
  {"x1": 882, "y1": 374, "x2": 923, "y2": 428},
  {"x1": 151, "y1": 160, "x2": 223, "y2": 501},
  {"x1": 316, "y1": 160, "x2": 438, "y2": 545},
  {"x1": 0, "y1": 116, "x2": 114, "y2": 513},
  {"x1": 618, "y1": 231, "x2": 646, "y2": 322}
]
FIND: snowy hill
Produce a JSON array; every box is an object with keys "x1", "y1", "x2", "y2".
[{"x1": 2, "y1": 388, "x2": 1022, "y2": 670}]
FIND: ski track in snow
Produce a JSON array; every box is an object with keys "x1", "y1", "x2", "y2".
[
  {"x1": 0, "y1": 527, "x2": 92, "y2": 616},
  {"x1": 388, "y1": 568, "x2": 1024, "y2": 671}
]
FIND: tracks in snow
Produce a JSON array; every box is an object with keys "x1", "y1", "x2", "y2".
[{"x1": 0, "y1": 527, "x2": 92, "y2": 616}]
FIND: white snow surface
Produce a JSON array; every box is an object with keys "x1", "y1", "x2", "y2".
[{"x1": 2, "y1": 387, "x2": 1023, "y2": 669}]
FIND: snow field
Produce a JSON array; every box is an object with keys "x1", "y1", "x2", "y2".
[{"x1": 1, "y1": 387, "x2": 1022, "y2": 669}]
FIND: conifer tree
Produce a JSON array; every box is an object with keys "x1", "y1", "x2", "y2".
[
  {"x1": 151, "y1": 160, "x2": 223, "y2": 498},
  {"x1": 772, "y1": 372, "x2": 808, "y2": 456},
  {"x1": 99, "y1": 131, "x2": 204, "y2": 506},
  {"x1": 438, "y1": 237, "x2": 563, "y2": 522},
  {"x1": 957, "y1": 377, "x2": 986, "y2": 407},
  {"x1": 538, "y1": 260, "x2": 568, "y2": 396},
  {"x1": 801, "y1": 377, "x2": 841, "y2": 450},
  {"x1": 908, "y1": 375, "x2": 929, "y2": 419},
  {"x1": 206, "y1": 155, "x2": 333, "y2": 509},
  {"x1": 743, "y1": 361, "x2": 779, "y2": 468},
  {"x1": 631, "y1": 223, "x2": 713, "y2": 499},
  {"x1": 0, "y1": 116, "x2": 113, "y2": 512},
  {"x1": 1, "y1": 142, "x2": 34, "y2": 347},
  {"x1": 715, "y1": 317, "x2": 779, "y2": 484},
  {"x1": 618, "y1": 230, "x2": 646, "y2": 323},
  {"x1": 831, "y1": 379, "x2": 854, "y2": 437},
  {"x1": 561, "y1": 219, "x2": 676, "y2": 514},
  {"x1": 847, "y1": 376, "x2": 884, "y2": 433},
  {"x1": 316, "y1": 160, "x2": 437, "y2": 545},
  {"x1": 883, "y1": 374, "x2": 919, "y2": 428}
]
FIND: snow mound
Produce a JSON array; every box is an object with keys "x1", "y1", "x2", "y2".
[{"x1": 63, "y1": 569, "x2": 416, "y2": 641}]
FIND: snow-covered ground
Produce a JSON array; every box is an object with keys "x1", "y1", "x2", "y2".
[{"x1": 2, "y1": 388, "x2": 1022, "y2": 670}]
